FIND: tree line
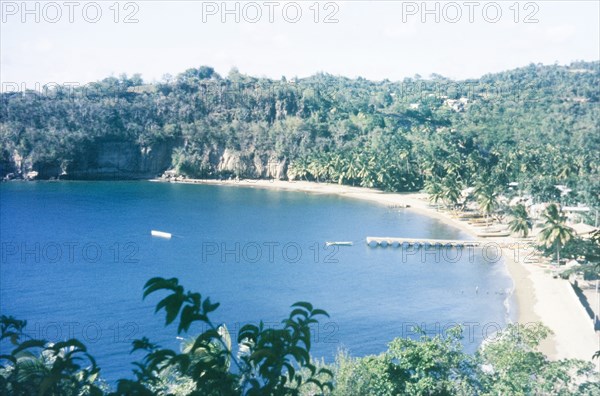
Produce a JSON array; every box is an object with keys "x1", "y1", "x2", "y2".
[{"x1": 1, "y1": 62, "x2": 598, "y2": 208}]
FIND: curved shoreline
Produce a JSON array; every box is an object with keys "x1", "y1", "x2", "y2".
[{"x1": 152, "y1": 178, "x2": 598, "y2": 363}]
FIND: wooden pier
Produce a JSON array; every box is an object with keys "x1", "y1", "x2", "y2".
[
  {"x1": 366, "y1": 237, "x2": 481, "y2": 248},
  {"x1": 388, "y1": 204, "x2": 411, "y2": 209}
]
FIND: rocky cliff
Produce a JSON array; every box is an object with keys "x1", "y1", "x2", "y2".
[
  {"x1": 215, "y1": 149, "x2": 287, "y2": 180},
  {"x1": 63, "y1": 140, "x2": 175, "y2": 180},
  {"x1": 3, "y1": 140, "x2": 289, "y2": 181}
]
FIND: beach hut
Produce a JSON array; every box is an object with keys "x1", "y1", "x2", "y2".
[{"x1": 570, "y1": 222, "x2": 599, "y2": 238}]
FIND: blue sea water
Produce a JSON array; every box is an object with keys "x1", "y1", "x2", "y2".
[{"x1": 0, "y1": 181, "x2": 512, "y2": 384}]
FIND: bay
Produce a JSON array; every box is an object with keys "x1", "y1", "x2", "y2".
[{"x1": 0, "y1": 181, "x2": 512, "y2": 383}]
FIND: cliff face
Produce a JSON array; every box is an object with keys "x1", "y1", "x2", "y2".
[
  {"x1": 216, "y1": 149, "x2": 287, "y2": 179},
  {"x1": 4, "y1": 140, "x2": 289, "y2": 181},
  {"x1": 63, "y1": 140, "x2": 175, "y2": 180},
  {"x1": 2, "y1": 140, "x2": 175, "y2": 180}
]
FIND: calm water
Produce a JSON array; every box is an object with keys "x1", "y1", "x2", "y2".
[{"x1": 0, "y1": 181, "x2": 512, "y2": 384}]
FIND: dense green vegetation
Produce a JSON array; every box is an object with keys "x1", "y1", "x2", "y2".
[
  {"x1": 2, "y1": 277, "x2": 599, "y2": 395},
  {"x1": 1, "y1": 61, "x2": 599, "y2": 208},
  {"x1": 331, "y1": 323, "x2": 599, "y2": 396}
]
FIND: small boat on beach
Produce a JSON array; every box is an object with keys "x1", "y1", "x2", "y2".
[
  {"x1": 468, "y1": 218, "x2": 493, "y2": 224},
  {"x1": 477, "y1": 231, "x2": 511, "y2": 238},
  {"x1": 325, "y1": 241, "x2": 353, "y2": 246},
  {"x1": 151, "y1": 230, "x2": 172, "y2": 239},
  {"x1": 453, "y1": 212, "x2": 482, "y2": 219},
  {"x1": 470, "y1": 222, "x2": 498, "y2": 227},
  {"x1": 480, "y1": 226, "x2": 509, "y2": 233}
]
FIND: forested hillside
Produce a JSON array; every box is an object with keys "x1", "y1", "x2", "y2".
[{"x1": 1, "y1": 61, "x2": 598, "y2": 206}]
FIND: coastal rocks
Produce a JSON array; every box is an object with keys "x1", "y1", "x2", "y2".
[
  {"x1": 160, "y1": 169, "x2": 187, "y2": 182},
  {"x1": 25, "y1": 171, "x2": 39, "y2": 180},
  {"x1": 1, "y1": 150, "x2": 37, "y2": 180}
]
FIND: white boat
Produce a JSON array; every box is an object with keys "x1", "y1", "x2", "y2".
[
  {"x1": 151, "y1": 230, "x2": 172, "y2": 239},
  {"x1": 477, "y1": 231, "x2": 510, "y2": 238},
  {"x1": 325, "y1": 241, "x2": 353, "y2": 246}
]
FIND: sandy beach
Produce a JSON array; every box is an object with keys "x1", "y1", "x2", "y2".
[{"x1": 155, "y1": 178, "x2": 599, "y2": 364}]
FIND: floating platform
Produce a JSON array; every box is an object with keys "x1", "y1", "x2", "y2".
[
  {"x1": 151, "y1": 230, "x2": 172, "y2": 239},
  {"x1": 366, "y1": 237, "x2": 480, "y2": 248}
]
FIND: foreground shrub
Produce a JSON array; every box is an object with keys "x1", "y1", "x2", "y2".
[{"x1": 329, "y1": 324, "x2": 599, "y2": 396}]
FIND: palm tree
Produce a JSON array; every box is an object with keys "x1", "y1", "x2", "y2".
[
  {"x1": 509, "y1": 204, "x2": 533, "y2": 238},
  {"x1": 424, "y1": 177, "x2": 444, "y2": 209},
  {"x1": 476, "y1": 185, "x2": 498, "y2": 227},
  {"x1": 539, "y1": 203, "x2": 575, "y2": 266},
  {"x1": 443, "y1": 152, "x2": 462, "y2": 176},
  {"x1": 345, "y1": 155, "x2": 358, "y2": 185},
  {"x1": 399, "y1": 149, "x2": 411, "y2": 174},
  {"x1": 356, "y1": 153, "x2": 376, "y2": 188},
  {"x1": 442, "y1": 175, "x2": 463, "y2": 210},
  {"x1": 288, "y1": 158, "x2": 309, "y2": 181},
  {"x1": 329, "y1": 154, "x2": 346, "y2": 184},
  {"x1": 307, "y1": 155, "x2": 326, "y2": 182}
]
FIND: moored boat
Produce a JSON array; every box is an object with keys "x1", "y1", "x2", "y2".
[{"x1": 325, "y1": 241, "x2": 353, "y2": 246}]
